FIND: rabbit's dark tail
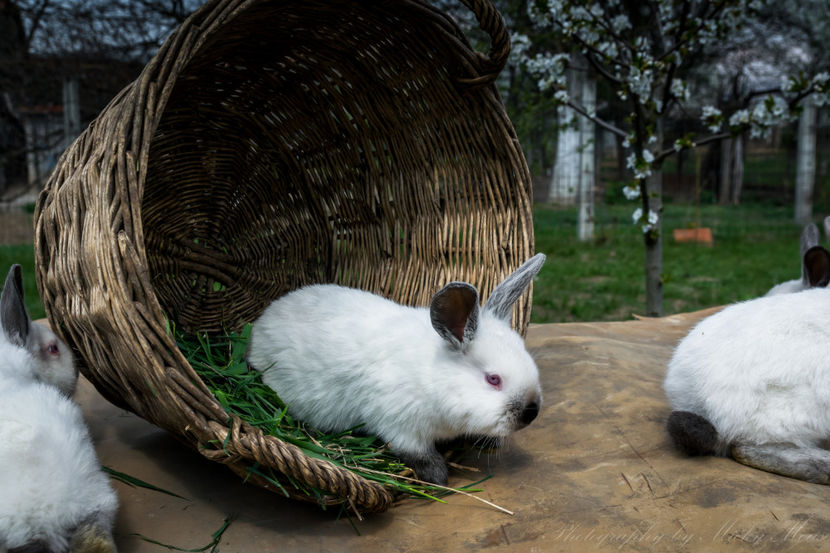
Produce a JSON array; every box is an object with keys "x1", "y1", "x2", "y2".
[
  {"x1": 68, "y1": 513, "x2": 116, "y2": 553},
  {"x1": 667, "y1": 410, "x2": 718, "y2": 456}
]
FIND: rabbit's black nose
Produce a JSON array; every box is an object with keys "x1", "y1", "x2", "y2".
[{"x1": 520, "y1": 402, "x2": 539, "y2": 425}]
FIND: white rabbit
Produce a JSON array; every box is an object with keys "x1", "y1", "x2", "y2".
[
  {"x1": 246, "y1": 254, "x2": 546, "y2": 485},
  {"x1": 664, "y1": 285, "x2": 830, "y2": 483},
  {"x1": 765, "y1": 216, "x2": 830, "y2": 296},
  {"x1": 0, "y1": 265, "x2": 118, "y2": 553}
]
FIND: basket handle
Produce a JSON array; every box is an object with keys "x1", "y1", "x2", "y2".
[{"x1": 457, "y1": 0, "x2": 510, "y2": 86}]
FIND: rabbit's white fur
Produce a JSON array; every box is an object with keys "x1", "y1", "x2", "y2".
[
  {"x1": 0, "y1": 266, "x2": 117, "y2": 553},
  {"x1": 664, "y1": 288, "x2": 830, "y2": 458},
  {"x1": 247, "y1": 255, "x2": 545, "y2": 484},
  {"x1": 765, "y1": 278, "x2": 806, "y2": 296}
]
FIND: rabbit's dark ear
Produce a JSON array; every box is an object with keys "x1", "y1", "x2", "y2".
[
  {"x1": 484, "y1": 253, "x2": 546, "y2": 321},
  {"x1": 430, "y1": 282, "x2": 479, "y2": 351},
  {"x1": 804, "y1": 246, "x2": 830, "y2": 288},
  {"x1": 1, "y1": 264, "x2": 30, "y2": 347}
]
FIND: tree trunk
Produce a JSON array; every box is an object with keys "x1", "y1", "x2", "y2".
[
  {"x1": 644, "y1": 117, "x2": 664, "y2": 317},
  {"x1": 62, "y1": 77, "x2": 81, "y2": 150},
  {"x1": 577, "y1": 65, "x2": 596, "y2": 241},
  {"x1": 795, "y1": 97, "x2": 817, "y2": 224},
  {"x1": 615, "y1": 134, "x2": 625, "y2": 181},
  {"x1": 718, "y1": 136, "x2": 732, "y2": 205},
  {"x1": 550, "y1": 114, "x2": 579, "y2": 204},
  {"x1": 645, "y1": 168, "x2": 663, "y2": 317},
  {"x1": 24, "y1": 116, "x2": 38, "y2": 185},
  {"x1": 550, "y1": 55, "x2": 585, "y2": 204},
  {"x1": 730, "y1": 133, "x2": 744, "y2": 205}
]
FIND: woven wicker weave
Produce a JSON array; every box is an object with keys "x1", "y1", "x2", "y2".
[{"x1": 33, "y1": 0, "x2": 533, "y2": 513}]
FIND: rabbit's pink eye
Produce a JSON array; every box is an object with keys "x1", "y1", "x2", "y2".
[
  {"x1": 46, "y1": 343, "x2": 60, "y2": 356},
  {"x1": 486, "y1": 373, "x2": 502, "y2": 389}
]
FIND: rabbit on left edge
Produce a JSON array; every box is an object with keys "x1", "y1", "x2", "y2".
[{"x1": 0, "y1": 265, "x2": 118, "y2": 553}]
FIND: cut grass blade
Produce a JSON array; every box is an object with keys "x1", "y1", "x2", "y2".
[
  {"x1": 136, "y1": 515, "x2": 236, "y2": 552},
  {"x1": 102, "y1": 466, "x2": 188, "y2": 500}
]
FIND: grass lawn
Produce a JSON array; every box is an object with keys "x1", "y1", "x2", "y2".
[
  {"x1": 531, "y1": 202, "x2": 806, "y2": 323},
  {"x1": 0, "y1": 201, "x2": 813, "y2": 325}
]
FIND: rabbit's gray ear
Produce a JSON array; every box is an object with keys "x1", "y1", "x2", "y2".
[
  {"x1": 1, "y1": 264, "x2": 30, "y2": 347},
  {"x1": 430, "y1": 282, "x2": 479, "y2": 351},
  {"x1": 483, "y1": 253, "x2": 546, "y2": 321},
  {"x1": 801, "y1": 223, "x2": 820, "y2": 258},
  {"x1": 804, "y1": 246, "x2": 830, "y2": 288}
]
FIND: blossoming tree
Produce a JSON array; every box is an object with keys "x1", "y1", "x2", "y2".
[{"x1": 518, "y1": 0, "x2": 830, "y2": 316}]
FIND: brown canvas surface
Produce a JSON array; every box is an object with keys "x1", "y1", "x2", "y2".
[{"x1": 73, "y1": 308, "x2": 830, "y2": 552}]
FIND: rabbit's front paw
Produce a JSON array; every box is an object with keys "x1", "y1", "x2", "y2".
[{"x1": 402, "y1": 449, "x2": 448, "y2": 486}]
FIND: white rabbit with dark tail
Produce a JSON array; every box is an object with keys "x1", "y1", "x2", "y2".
[
  {"x1": 765, "y1": 216, "x2": 830, "y2": 296},
  {"x1": 247, "y1": 254, "x2": 546, "y2": 485},
  {"x1": 664, "y1": 277, "x2": 830, "y2": 483},
  {"x1": 0, "y1": 265, "x2": 118, "y2": 553}
]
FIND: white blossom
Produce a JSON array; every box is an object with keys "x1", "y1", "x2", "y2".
[
  {"x1": 610, "y1": 14, "x2": 631, "y2": 33},
  {"x1": 631, "y1": 208, "x2": 659, "y2": 234},
  {"x1": 596, "y1": 40, "x2": 619, "y2": 59},
  {"x1": 813, "y1": 93, "x2": 830, "y2": 107},
  {"x1": 623, "y1": 184, "x2": 641, "y2": 200},
  {"x1": 780, "y1": 75, "x2": 797, "y2": 94},
  {"x1": 509, "y1": 33, "x2": 531, "y2": 64},
  {"x1": 525, "y1": 52, "x2": 569, "y2": 92},
  {"x1": 627, "y1": 65, "x2": 654, "y2": 99},
  {"x1": 728, "y1": 109, "x2": 751, "y2": 127},
  {"x1": 670, "y1": 79, "x2": 690, "y2": 102},
  {"x1": 701, "y1": 105, "x2": 723, "y2": 133},
  {"x1": 626, "y1": 150, "x2": 653, "y2": 179},
  {"x1": 657, "y1": 2, "x2": 674, "y2": 25},
  {"x1": 748, "y1": 96, "x2": 790, "y2": 139},
  {"x1": 674, "y1": 138, "x2": 695, "y2": 152},
  {"x1": 813, "y1": 73, "x2": 830, "y2": 106}
]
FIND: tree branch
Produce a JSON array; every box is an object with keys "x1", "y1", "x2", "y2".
[
  {"x1": 565, "y1": 99, "x2": 628, "y2": 138},
  {"x1": 654, "y1": 131, "x2": 731, "y2": 164},
  {"x1": 657, "y1": 0, "x2": 729, "y2": 64},
  {"x1": 584, "y1": 51, "x2": 624, "y2": 85},
  {"x1": 23, "y1": 0, "x2": 52, "y2": 50}
]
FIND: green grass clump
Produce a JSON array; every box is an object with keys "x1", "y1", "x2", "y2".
[{"x1": 174, "y1": 323, "x2": 480, "y2": 506}]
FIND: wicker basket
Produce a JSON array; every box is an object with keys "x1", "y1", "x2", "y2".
[{"x1": 33, "y1": 0, "x2": 533, "y2": 513}]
